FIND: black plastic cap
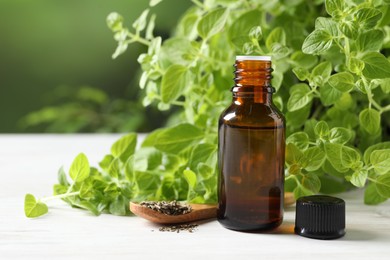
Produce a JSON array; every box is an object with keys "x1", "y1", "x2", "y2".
[{"x1": 295, "y1": 195, "x2": 345, "y2": 240}]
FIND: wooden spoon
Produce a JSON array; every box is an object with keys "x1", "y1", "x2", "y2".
[{"x1": 130, "y1": 192, "x2": 295, "y2": 224}]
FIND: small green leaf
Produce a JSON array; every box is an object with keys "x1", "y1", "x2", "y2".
[
  {"x1": 197, "y1": 8, "x2": 229, "y2": 39},
  {"x1": 364, "y1": 183, "x2": 387, "y2": 205},
  {"x1": 69, "y1": 153, "x2": 90, "y2": 183},
  {"x1": 290, "y1": 51, "x2": 318, "y2": 69},
  {"x1": 189, "y1": 143, "x2": 217, "y2": 171},
  {"x1": 379, "y1": 78, "x2": 390, "y2": 94},
  {"x1": 370, "y1": 149, "x2": 390, "y2": 175},
  {"x1": 314, "y1": 121, "x2": 330, "y2": 139},
  {"x1": 361, "y1": 52, "x2": 390, "y2": 79},
  {"x1": 228, "y1": 10, "x2": 262, "y2": 49},
  {"x1": 111, "y1": 133, "x2": 137, "y2": 162},
  {"x1": 303, "y1": 147, "x2": 326, "y2": 171},
  {"x1": 302, "y1": 29, "x2": 333, "y2": 54},
  {"x1": 376, "y1": 174, "x2": 390, "y2": 198},
  {"x1": 109, "y1": 195, "x2": 127, "y2": 216},
  {"x1": 324, "y1": 143, "x2": 348, "y2": 172},
  {"x1": 106, "y1": 12, "x2": 123, "y2": 32},
  {"x1": 355, "y1": 8, "x2": 382, "y2": 29},
  {"x1": 340, "y1": 146, "x2": 361, "y2": 169},
  {"x1": 285, "y1": 143, "x2": 303, "y2": 166},
  {"x1": 58, "y1": 166, "x2": 69, "y2": 186},
  {"x1": 132, "y1": 9, "x2": 150, "y2": 32},
  {"x1": 325, "y1": 0, "x2": 344, "y2": 17},
  {"x1": 24, "y1": 194, "x2": 48, "y2": 218},
  {"x1": 350, "y1": 170, "x2": 368, "y2": 188},
  {"x1": 161, "y1": 64, "x2": 190, "y2": 103},
  {"x1": 249, "y1": 26, "x2": 263, "y2": 41},
  {"x1": 287, "y1": 83, "x2": 312, "y2": 112},
  {"x1": 315, "y1": 17, "x2": 338, "y2": 36},
  {"x1": 348, "y1": 57, "x2": 365, "y2": 75},
  {"x1": 293, "y1": 68, "x2": 310, "y2": 81},
  {"x1": 154, "y1": 123, "x2": 204, "y2": 154},
  {"x1": 286, "y1": 132, "x2": 309, "y2": 150},
  {"x1": 359, "y1": 108, "x2": 381, "y2": 135},
  {"x1": 266, "y1": 27, "x2": 286, "y2": 51},
  {"x1": 99, "y1": 154, "x2": 114, "y2": 172},
  {"x1": 149, "y1": 0, "x2": 163, "y2": 7},
  {"x1": 302, "y1": 173, "x2": 321, "y2": 193},
  {"x1": 356, "y1": 29, "x2": 384, "y2": 52},
  {"x1": 312, "y1": 61, "x2": 332, "y2": 80},
  {"x1": 329, "y1": 127, "x2": 351, "y2": 144},
  {"x1": 294, "y1": 184, "x2": 314, "y2": 198},
  {"x1": 320, "y1": 83, "x2": 343, "y2": 106},
  {"x1": 328, "y1": 72, "x2": 354, "y2": 92},
  {"x1": 183, "y1": 169, "x2": 197, "y2": 189},
  {"x1": 364, "y1": 142, "x2": 390, "y2": 164},
  {"x1": 339, "y1": 21, "x2": 359, "y2": 38}
]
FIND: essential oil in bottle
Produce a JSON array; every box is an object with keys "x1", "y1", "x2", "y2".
[{"x1": 217, "y1": 55, "x2": 285, "y2": 231}]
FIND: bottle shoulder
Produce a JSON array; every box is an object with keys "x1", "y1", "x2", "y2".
[{"x1": 219, "y1": 103, "x2": 285, "y2": 128}]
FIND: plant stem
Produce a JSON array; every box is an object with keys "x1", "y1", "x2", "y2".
[{"x1": 41, "y1": 191, "x2": 80, "y2": 202}]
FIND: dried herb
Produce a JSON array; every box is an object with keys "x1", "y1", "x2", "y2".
[
  {"x1": 159, "y1": 224, "x2": 198, "y2": 233},
  {"x1": 140, "y1": 200, "x2": 192, "y2": 215}
]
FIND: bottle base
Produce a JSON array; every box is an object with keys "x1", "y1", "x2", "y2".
[{"x1": 218, "y1": 218, "x2": 283, "y2": 232}]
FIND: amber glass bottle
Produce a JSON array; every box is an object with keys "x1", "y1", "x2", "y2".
[{"x1": 217, "y1": 56, "x2": 285, "y2": 231}]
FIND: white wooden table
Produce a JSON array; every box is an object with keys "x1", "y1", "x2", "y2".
[{"x1": 1, "y1": 134, "x2": 390, "y2": 260}]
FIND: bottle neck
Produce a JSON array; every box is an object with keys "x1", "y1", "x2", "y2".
[{"x1": 232, "y1": 59, "x2": 274, "y2": 104}]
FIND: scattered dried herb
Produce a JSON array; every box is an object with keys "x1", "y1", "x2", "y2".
[
  {"x1": 140, "y1": 200, "x2": 192, "y2": 215},
  {"x1": 159, "y1": 224, "x2": 198, "y2": 233}
]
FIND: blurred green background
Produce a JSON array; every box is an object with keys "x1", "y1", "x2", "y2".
[{"x1": 0, "y1": 0, "x2": 191, "y2": 133}]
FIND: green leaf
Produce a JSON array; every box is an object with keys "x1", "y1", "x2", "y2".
[
  {"x1": 325, "y1": 0, "x2": 344, "y2": 17},
  {"x1": 303, "y1": 147, "x2": 326, "y2": 171},
  {"x1": 329, "y1": 127, "x2": 351, "y2": 144},
  {"x1": 107, "y1": 158, "x2": 121, "y2": 179},
  {"x1": 302, "y1": 173, "x2": 321, "y2": 193},
  {"x1": 106, "y1": 12, "x2": 123, "y2": 32},
  {"x1": 314, "y1": 121, "x2": 330, "y2": 139},
  {"x1": 197, "y1": 8, "x2": 229, "y2": 39},
  {"x1": 320, "y1": 83, "x2": 343, "y2": 106},
  {"x1": 189, "y1": 143, "x2": 217, "y2": 171},
  {"x1": 364, "y1": 183, "x2": 387, "y2": 205},
  {"x1": 161, "y1": 64, "x2": 190, "y2": 103},
  {"x1": 24, "y1": 194, "x2": 48, "y2": 218},
  {"x1": 348, "y1": 57, "x2": 365, "y2": 75},
  {"x1": 340, "y1": 146, "x2": 361, "y2": 169},
  {"x1": 328, "y1": 72, "x2": 354, "y2": 92},
  {"x1": 109, "y1": 195, "x2": 127, "y2": 216},
  {"x1": 312, "y1": 61, "x2": 332, "y2": 80},
  {"x1": 228, "y1": 10, "x2": 262, "y2": 49},
  {"x1": 355, "y1": 8, "x2": 382, "y2": 29},
  {"x1": 183, "y1": 169, "x2": 197, "y2": 189},
  {"x1": 149, "y1": 0, "x2": 163, "y2": 7},
  {"x1": 111, "y1": 133, "x2": 137, "y2": 162},
  {"x1": 286, "y1": 143, "x2": 303, "y2": 166},
  {"x1": 379, "y1": 78, "x2": 390, "y2": 94},
  {"x1": 324, "y1": 143, "x2": 348, "y2": 172},
  {"x1": 132, "y1": 9, "x2": 150, "y2": 32},
  {"x1": 69, "y1": 153, "x2": 90, "y2": 183},
  {"x1": 286, "y1": 132, "x2": 309, "y2": 150},
  {"x1": 315, "y1": 17, "x2": 338, "y2": 36},
  {"x1": 370, "y1": 149, "x2": 390, "y2": 175},
  {"x1": 364, "y1": 142, "x2": 390, "y2": 164},
  {"x1": 58, "y1": 166, "x2": 70, "y2": 186},
  {"x1": 292, "y1": 67, "x2": 310, "y2": 81},
  {"x1": 356, "y1": 29, "x2": 384, "y2": 52},
  {"x1": 339, "y1": 21, "x2": 358, "y2": 39},
  {"x1": 266, "y1": 27, "x2": 286, "y2": 51},
  {"x1": 287, "y1": 83, "x2": 312, "y2": 111},
  {"x1": 350, "y1": 170, "x2": 367, "y2": 188},
  {"x1": 376, "y1": 174, "x2": 390, "y2": 198},
  {"x1": 290, "y1": 51, "x2": 318, "y2": 69},
  {"x1": 361, "y1": 52, "x2": 390, "y2": 79},
  {"x1": 99, "y1": 154, "x2": 114, "y2": 172},
  {"x1": 359, "y1": 108, "x2": 381, "y2": 135},
  {"x1": 154, "y1": 123, "x2": 204, "y2": 153},
  {"x1": 302, "y1": 29, "x2": 333, "y2": 54},
  {"x1": 293, "y1": 184, "x2": 314, "y2": 198}
]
